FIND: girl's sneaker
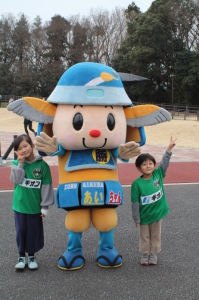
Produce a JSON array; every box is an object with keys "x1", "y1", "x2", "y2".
[
  {"x1": 15, "y1": 257, "x2": 26, "y2": 270},
  {"x1": 140, "y1": 253, "x2": 149, "y2": 265},
  {"x1": 149, "y1": 253, "x2": 157, "y2": 265},
  {"x1": 28, "y1": 256, "x2": 38, "y2": 270}
]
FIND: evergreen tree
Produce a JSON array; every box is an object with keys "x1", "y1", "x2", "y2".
[{"x1": 113, "y1": 0, "x2": 199, "y2": 105}]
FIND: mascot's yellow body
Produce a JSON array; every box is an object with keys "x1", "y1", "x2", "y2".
[{"x1": 8, "y1": 62, "x2": 171, "y2": 270}]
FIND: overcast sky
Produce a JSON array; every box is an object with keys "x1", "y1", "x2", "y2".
[{"x1": 1, "y1": 0, "x2": 154, "y2": 22}]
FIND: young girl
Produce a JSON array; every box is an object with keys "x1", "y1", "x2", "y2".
[{"x1": 10, "y1": 134, "x2": 54, "y2": 270}]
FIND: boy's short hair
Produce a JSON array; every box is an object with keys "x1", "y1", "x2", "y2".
[
  {"x1": 135, "y1": 153, "x2": 156, "y2": 168},
  {"x1": 14, "y1": 134, "x2": 33, "y2": 151}
]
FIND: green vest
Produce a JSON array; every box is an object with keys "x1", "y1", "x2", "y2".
[
  {"x1": 131, "y1": 166, "x2": 169, "y2": 225},
  {"x1": 12, "y1": 159, "x2": 52, "y2": 214}
]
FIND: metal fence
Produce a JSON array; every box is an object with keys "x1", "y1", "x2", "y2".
[
  {"x1": 0, "y1": 95, "x2": 45, "y2": 107},
  {"x1": 0, "y1": 95, "x2": 21, "y2": 107},
  {"x1": 1, "y1": 96, "x2": 199, "y2": 120},
  {"x1": 134, "y1": 102, "x2": 199, "y2": 121}
]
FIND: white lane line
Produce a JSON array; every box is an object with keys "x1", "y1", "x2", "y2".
[
  {"x1": 1, "y1": 182, "x2": 199, "y2": 193},
  {"x1": 123, "y1": 183, "x2": 199, "y2": 187}
]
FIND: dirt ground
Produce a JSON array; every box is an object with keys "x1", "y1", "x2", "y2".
[
  {"x1": 0, "y1": 108, "x2": 199, "y2": 149},
  {"x1": 144, "y1": 119, "x2": 199, "y2": 148}
]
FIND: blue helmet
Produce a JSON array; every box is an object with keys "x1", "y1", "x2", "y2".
[{"x1": 47, "y1": 62, "x2": 132, "y2": 106}]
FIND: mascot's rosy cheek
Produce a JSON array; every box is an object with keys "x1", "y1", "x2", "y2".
[
  {"x1": 63, "y1": 134, "x2": 77, "y2": 148},
  {"x1": 110, "y1": 134, "x2": 124, "y2": 148}
]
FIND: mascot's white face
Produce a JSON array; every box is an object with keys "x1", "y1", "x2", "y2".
[{"x1": 53, "y1": 104, "x2": 127, "y2": 150}]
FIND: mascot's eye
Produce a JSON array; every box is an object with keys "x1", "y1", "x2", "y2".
[
  {"x1": 107, "y1": 113, "x2": 115, "y2": 131},
  {"x1": 73, "y1": 113, "x2": 83, "y2": 131}
]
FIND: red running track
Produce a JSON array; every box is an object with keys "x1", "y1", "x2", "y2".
[{"x1": 0, "y1": 162, "x2": 198, "y2": 191}]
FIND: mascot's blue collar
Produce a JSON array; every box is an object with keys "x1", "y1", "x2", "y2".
[{"x1": 49, "y1": 143, "x2": 128, "y2": 170}]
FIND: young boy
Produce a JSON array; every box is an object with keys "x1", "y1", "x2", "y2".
[{"x1": 131, "y1": 137, "x2": 176, "y2": 265}]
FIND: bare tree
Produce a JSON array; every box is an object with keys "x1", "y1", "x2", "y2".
[
  {"x1": 168, "y1": 0, "x2": 199, "y2": 51},
  {"x1": 81, "y1": 7, "x2": 127, "y2": 65},
  {"x1": 0, "y1": 6, "x2": 129, "y2": 96},
  {"x1": 107, "y1": 7, "x2": 128, "y2": 64},
  {"x1": 67, "y1": 15, "x2": 87, "y2": 66}
]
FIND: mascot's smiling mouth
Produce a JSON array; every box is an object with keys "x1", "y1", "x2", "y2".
[{"x1": 83, "y1": 138, "x2": 107, "y2": 149}]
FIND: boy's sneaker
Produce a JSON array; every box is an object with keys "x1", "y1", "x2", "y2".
[
  {"x1": 15, "y1": 257, "x2": 26, "y2": 270},
  {"x1": 149, "y1": 253, "x2": 157, "y2": 265},
  {"x1": 28, "y1": 256, "x2": 38, "y2": 270},
  {"x1": 140, "y1": 253, "x2": 149, "y2": 265}
]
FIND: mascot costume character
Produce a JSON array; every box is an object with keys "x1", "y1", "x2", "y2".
[{"x1": 8, "y1": 62, "x2": 171, "y2": 270}]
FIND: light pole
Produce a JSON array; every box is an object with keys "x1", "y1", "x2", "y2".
[
  {"x1": 171, "y1": 74, "x2": 175, "y2": 118},
  {"x1": 14, "y1": 78, "x2": 16, "y2": 100}
]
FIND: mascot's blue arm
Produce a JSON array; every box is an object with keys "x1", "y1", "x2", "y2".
[
  {"x1": 111, "y1": 148, "x2": 129, "y2": 163},
  {"x1": 49, "y1": 143, "x2": 65, "y2": 156}
]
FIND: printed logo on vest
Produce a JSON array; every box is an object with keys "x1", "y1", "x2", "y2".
[
  {"x1": 20, "y1": 178, "x2": 41, "y2": 189},
  {"x1": 82, "y1": 181, "x2": 104, "y2": 188},
  {"x1": 32, "y1": 168, "x2": 42, "y2": 179},
  {"x1": 92, "y1": 149, "x2": 110, "y2": 164},
  {"x1": 83, "y1": 191, "x2": 104, "y2": 205},
  {"x1": 153, "y1": 179, "x2": 160, "y2": 189},
  {"x1": 64, "y1": 183, "x2": 78, "y2": 190},
  {"x1": 141, "y1": 188, "x2": 163, "y2": 205},
  {"x1": 81, "y1": 181, "x2": 104, "y2": 206},
  {"x1": 108, "y1": 190, "x2": 122, "y2": 204}
]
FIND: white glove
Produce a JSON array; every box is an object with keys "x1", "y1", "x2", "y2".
[
  {"x1": 118, "y1": 141, "x2": 141, "y2": 160},
  {"x1": 41, "y1": 207, "x2": 48, "y2": 216},
  {"x1": 34, "y1": 132, "x2": 58, "y2": 155}
]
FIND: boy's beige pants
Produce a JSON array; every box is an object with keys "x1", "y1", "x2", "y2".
[{"x1": 139, "y1": 220, "x2": 162, "y2": 254}]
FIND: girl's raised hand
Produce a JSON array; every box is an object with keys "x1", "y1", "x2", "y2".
[{"x1": 14, "y1": 151, "x2": 25, "y2": 164}]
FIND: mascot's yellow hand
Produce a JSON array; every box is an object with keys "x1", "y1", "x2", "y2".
[
  {"x1": 34, "y1": 132, "x2": 58, "y2": 155},
  {"x1": 118, "y1": 141, "x2": 141, "y2": 160}
]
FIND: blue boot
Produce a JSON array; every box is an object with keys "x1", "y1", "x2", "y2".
[
  {"x1": 96, "y1": 230, "x2": 122, "y2": 268},
  {"x1": 58, "y1": 231, "x2": 85, "y2": 271}
]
